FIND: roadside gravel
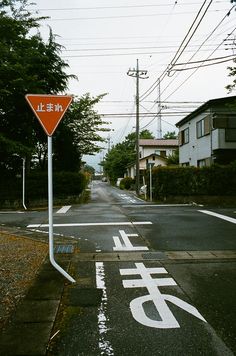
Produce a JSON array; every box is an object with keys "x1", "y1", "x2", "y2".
[{"x1": 0, "y1": 231, "x2": 48, "y2": 330}]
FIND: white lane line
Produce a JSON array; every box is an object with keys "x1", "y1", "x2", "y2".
[
  {"x1": 96, "y1": 262, "x2": 114, "y2": 355},
  {"x1": 56, "y1": 205, "x2": 71, "y2": 214},
  {"x1": 198, "y1": 210, "x2": 236, "y2": 224},
  {"x1": 0, "y1": 211, "x2": 25, "y2": 214},
  {"x1": 122, "y1": 204, "x2": 192, "y2": 208},
  {"x1": 27, "y1": 221, "x2": 152, "y2": 228}
]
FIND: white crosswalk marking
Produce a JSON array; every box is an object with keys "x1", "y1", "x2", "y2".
[{"x1": 56, "y1": 205, "x2": 71, "y2": 214}]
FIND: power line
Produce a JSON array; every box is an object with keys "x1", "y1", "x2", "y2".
[
  {"x1": 45, "y1": 9, "x2": 227, "y2": 22},
  {"x1": 62, "y1": 44, "x2": 225, "y2": 52},
  {"x1": 33, "y1": 2, "x2": 228, "y2": 12},
  {"x1": 100, "y1": 112, "x2": 194, "y2": 117},
  {"x1": 169, "y1": 4, "x2": 236, "y2": 74},
  {"x1": 62, "y1": 48, "x2": 227, "y2": 58},
  {"x1": 140, "y1": 117, "x2": 177, "y2": 131},
  {"x1": 139, "y1": 0, "x2": 213, "y2": 101},
  {"x1": 172, "y1": 54, "x2": 236, "y2": 71},
  {"x1": 99, "y1": 100, "x2": 203, "y2": 104},
  {"x1": 140, "y1": 2, "x2": 235, "y2": 101},
  {"x1": 170, "y1": 0, "x2": 213, "y2": 66},
  {"x1": 162, "y1": 25, "x2": 236, "y2": 101}
]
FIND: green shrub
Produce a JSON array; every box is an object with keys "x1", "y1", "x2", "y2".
[
  {"x1": 0, "y1": 171, "x2": 88, "y2": 205},
  {"x1": 26, "y1": 171, "x2": 88, "y2": 199},
  {"x1": 120, "y1": 177, "x2": 135, "y2": 190},
  {"x1": 151, "y1": 164, "x2": 236, "y2": 199}
]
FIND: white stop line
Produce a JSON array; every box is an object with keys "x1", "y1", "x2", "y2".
[{"x1": 27, "y1": 221, "x2": 152, "y2": 228}]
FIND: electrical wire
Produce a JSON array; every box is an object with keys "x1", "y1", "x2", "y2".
[
  {"x1": 101, "y1": 112, "x2": 193, "y2": 117},
  {"x1": 62, "y1": 48, "x2": 228, "y2": 58},
  {"x1": 172, "y1": 55, "x2": 236, "y2": 71},
  {"x1": 44, "y1": 9, "x2": 227, "y2": 22},
  {"x1": 140, "y1": 2, "x2": 235, "y2": 102},
  {"x1": 169, "y1": 4, "x2": 236, "y2": 74},
  {"x1": 170, "y1": 0, "x2": 213, "y2": 66},
  {"x1": 33, "y1": 2, "x2": 228, "y2": 12},
  {"x1": 139, "y1": 0, "x2": 213, "y2": 101},
  {"x1": 62, "y1": 44, "x2": 225, "y2": 52},
  {"x1": 162, "y1": 25, "x2": 236, "y2": 101}
]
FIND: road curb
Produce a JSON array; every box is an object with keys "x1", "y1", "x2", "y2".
[{"x1": 0, "y1": 256, "x2": 70, "y2": 356}]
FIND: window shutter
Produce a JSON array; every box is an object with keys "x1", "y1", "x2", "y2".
[{"x1": 204, "y1": 115, "x2": 210, "y2": 134}]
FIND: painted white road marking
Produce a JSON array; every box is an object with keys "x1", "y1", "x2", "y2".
[
  {"x1": 199, "y1": 210, "x2": 236, "y2": 224},
  {"x1": 56, "y1": 205, "x2": 71, "y2": 214},
  {"x1": 123, "y1": 204, "x2": 192, "y2": 207},
  {"x1": 113, "y1": 230, "x2": 149, "y2": 251},
  {"x1": 118, "y1": 193, "x2": 140, "y2": 203},
  {"x1": 0, "y1": 211, "x2": 25, "y2": 214},
  {"x1": 27, "y1": 221, "x2": 152, "y2": 228},
  {"x1": 120, "y1": 263, "x2": 206, "y2": 329},
  {"x1": 96, "y1": 262, "x2": 114, "y2": 355}
]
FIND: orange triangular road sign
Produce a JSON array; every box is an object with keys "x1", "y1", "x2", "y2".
[{"x1": 25, "y1": 94, "x2": 73, "y2": 136}]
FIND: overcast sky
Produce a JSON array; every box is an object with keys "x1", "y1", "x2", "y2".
[{"x1": 29, "y1": 0, "x2": 236, "y2": 170}]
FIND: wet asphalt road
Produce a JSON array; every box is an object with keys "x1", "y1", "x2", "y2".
[{"x1": 1, "y1": 181, "x2": 236, "y2": 355}]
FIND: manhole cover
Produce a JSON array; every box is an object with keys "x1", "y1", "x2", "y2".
[
  {"x1": 142, "y1": 252, "x2": 166, "y2": 260},
  {"x1": 54, "y1": 245, "x2": 74, "y2": 254}
]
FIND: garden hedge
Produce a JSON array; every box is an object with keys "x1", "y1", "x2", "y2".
[
  {"x1": 151, "y1": 162, "x2": 236, "y2": 199},
  {"x1": 0, "y1": 171, "x2": 88, "y2": 207}
]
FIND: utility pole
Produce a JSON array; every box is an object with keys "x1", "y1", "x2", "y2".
[
  {"x1": 107, "y1": 133, "x2": 111, "y2": 152},
  {"x1": 127, "y1": 59, "x2": 148, "y2": 195},
  {"x1": 157, "y1": 79, "x2": 162, "y2": 139}
]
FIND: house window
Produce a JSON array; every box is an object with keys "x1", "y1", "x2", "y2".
[
  {"x1": 152, "y1": 156, "x2": 155, "y2": 161},
  {"x1": 160, "y1": 150, "x2": 166, "y2": 157},
  {"x1": 179, "y1": 128, "x2": 189, "y2": 145},
  {"x1": 213, "y1": 114, "x2": 236, "y2": 129},
  {"x1": 196, "y1": 116, "x2": 210, "y2": 138},
  {"x1": 154, "y1": 150, "x2": 166, "y2": 157},
  {"x1": 225, "y1": 129, "x2": 236, "y2": 142},
  {"x1": 197, "y1": 159, "x2": 206, "y2": 167},
  {"x1": 225, "y1": 117, "x2": 236, "y2": 142},
  {"x1": 197, "y1": 158, "x2": 211, "y2": 167},
  {"x1": 181, "y1": 162, "x2": 190, "y2": 167}
]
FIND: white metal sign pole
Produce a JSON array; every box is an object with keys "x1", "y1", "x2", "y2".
[
  {"x1": 48, "y1": 136, "x2": 76, "y2": 283},
  {"x1": 150, "y1": 165, "x2": 152, "y2": 202},
  {"x1": 22, "y1": 157, "x2": 27, "y2": 210}
]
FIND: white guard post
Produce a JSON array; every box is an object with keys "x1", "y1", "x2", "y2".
[
  {"x1": 48, "y1": 136, "x2": 76, "y2": 283},
  {"x1": 22, "y1": 157, "x2": 27, "y2": 210}
]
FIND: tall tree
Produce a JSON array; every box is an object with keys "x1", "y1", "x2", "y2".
[
  {"x1": 226, "y1": 0, "x2": 236, "y2": 92},
  {"x1": 163, "y1": 131, "x2": 177, "y2": 139},
  {"x1": 0, "y1": 0, "x2": 75, "y2": 174},
  {"x1": 52, "y1": 94, "x2": 109, "y2": 172},
  {"x1": 226, "y1": 58, "x2": 236, "y2": 93},
  {"x1": 102, "y1": 130, "x2": 154, "y2": 183}
]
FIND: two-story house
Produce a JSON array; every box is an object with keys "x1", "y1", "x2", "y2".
[
  {"x1": 139, "y1": 139, "x2": 178, "y2": 159},
  {"x1": 176, "y1": 96, "x2": 236, "y2": 167},
  {"x1": 126, "y1": 138, "x2": 178, "y2": 178}
]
